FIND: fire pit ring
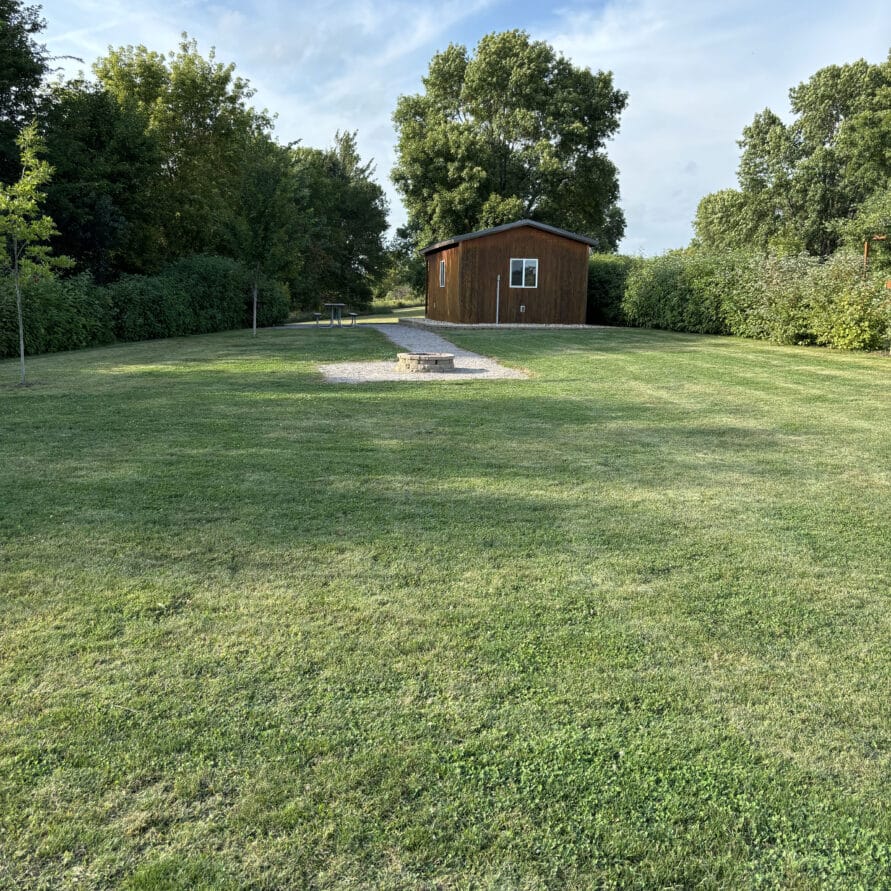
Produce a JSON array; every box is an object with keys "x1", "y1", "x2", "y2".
[{"x1": 396, "y1": 352, "x2": 455, "y2": 373}]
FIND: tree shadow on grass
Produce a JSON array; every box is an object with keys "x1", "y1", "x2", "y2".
[{"x1": 3, "y1": 330, "x2": 891, "y2": 889}]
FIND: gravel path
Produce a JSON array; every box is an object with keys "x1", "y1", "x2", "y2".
[{"x1": 318, "y1": 323, "x2": 527, "y2": 383}]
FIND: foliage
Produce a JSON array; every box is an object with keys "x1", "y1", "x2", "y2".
[
  {"x1": 253, "y1": 274, "x2": 290, "y2": 327},
  {"x1": 39, "y1": 79, "x2": 164, "y2": 279},
  {"x1": 392, "y1": 30, "x2": 626, "y2": 249},
  {"x1": 586, "y1": 254, "x2": 638, "y2": 325},
  {"x1": 229, "y1": 134, "x2": 302, "y2": 333},
  {"x1": 0, "y1": 122, "x2": 71, "y2": 381},
  {"x1": 372, "y1": 232, "x2": 426, "y2": 304},
  {"x1": 1, "y1": 18, "x2": 386, "y2": 348},
  {"x1": 0, "y1": 254, "x2": 289, "y2": 359},
  {"x1": 0, "y1": 124, "x2": 60, "y2": 274},
  {"x1": 0, "y1": 271, "x2": 112, "y2": 356},
  {"x1": 109, "y1": 254, "x2": 288, "y2": 343},
  {"x1": 622, "y1": 251, "x2": 730, "y2": 334},
  {"x1": 0, "y1": 0, "x2": 47, "y2": 180},
  {"x1": 694, "y1": 52, "x2": 891, "y2": 257},
  {"x1": 2, "y1": 21, "x2": 390, "y2": 322},
  {"x1": 289, "y1": 131, "x2": 388, "y2": 311},
  {"x1": 809, "y1": 266, "x2": 891, "y2": 350},
  {"x1": 837, "y1": 186, "x2": 891, "y2": 272},
  {"x1": 94, "y1": 36, "x2": 271, "y2": 260},
  {"x1": 726, "y1": 252, "x2": 891, "y2": 350},
  {"x1": 622, "y1": 249, "x2": 891, "y2": 350}
]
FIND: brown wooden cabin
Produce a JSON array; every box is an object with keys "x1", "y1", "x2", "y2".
[{"x1": 420, "y1": 220, "x2": 595, "y2": 324}]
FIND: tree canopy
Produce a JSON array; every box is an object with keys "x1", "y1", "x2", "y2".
[
  {"x1": 0, "y1": 30, "x2": 392, "y2": 312},
  {"x1": 0, "y1": 0, "x2": 47, "y2": 181},
  {"x1": 0, "y1": 14, "x2": 393, "y2": 365},
  {"x1": 94, "y1": 37, "x2": 271, "y2": 260},
  {"x1": 39, "y1": 80, "x2": 163, "y2": 279},
  {"x1": 290, "y1": 131, "x2": 388, "y2": 307},
  {"x1": 694, "y1": 51, "x2": 891, "y2": 256},
  {"x1": 392, "y1": 30, "x2": 627, "y2": 250},
  {"x1": 0, "y1": 123, "x2": 70, "y2": 382}
]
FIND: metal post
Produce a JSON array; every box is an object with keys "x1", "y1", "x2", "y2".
[{"x1": 495, "y1": 274, "x2": 501, "y2": 325}]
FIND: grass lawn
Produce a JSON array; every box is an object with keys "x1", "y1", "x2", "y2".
[
  {"x1": 288, "y1": 303, "x2": 426, "y2": 327},
  {"x1": 1, "y1": 326, "x2": 889, "y2": 889}
]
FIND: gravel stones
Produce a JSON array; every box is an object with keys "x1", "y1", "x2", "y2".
[{"x1": 318, "y1": 324, "x2": 528, "y2": 384}]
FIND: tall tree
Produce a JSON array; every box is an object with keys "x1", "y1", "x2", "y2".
[
  {"x1": 231, "y1": 134, "x2": 299, "y2": 335},
  {"x1": 39, "y1": 80, "x2": 164, "y2": 279},
  {"x1": 0, "y1": 0, "x2": 47, "y2": 181},
  {"x1": 290, "y1": 131, "x2": 388, "y2": 309},
  {"x1": 373, "y1": 231, "x2": 426, "y2": 303},
  {"x1": 94, "y1": 36, "x2": 271, "y2": 259},
  {"x1": 694, "y1": 52, "x2": 891, "y2": 256},
  {"x1": 392, "y1": 30, "x2": 627, "y2": 249},
  {"x1": 0, "y1": 124, "x2": 70, "y2": 384}
]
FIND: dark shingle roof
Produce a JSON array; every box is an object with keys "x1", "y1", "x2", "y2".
[{"x1": 420, "y1": 219, "x2": 598, "y2": 255}]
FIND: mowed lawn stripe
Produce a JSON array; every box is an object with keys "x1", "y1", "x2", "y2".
[{"x1": 1, "y1": 327, "x2": 889, "y2": 889}]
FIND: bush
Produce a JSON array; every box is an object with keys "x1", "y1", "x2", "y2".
[
  {"x1": 806, "y1": 254, "x2": 891, "y2": 351},
  {"x1": 720, "y1": 252, "x2": 891, "y2": 349},
  {"x1": 254, "y1": 275, "x2": 290, "y2": 327},
  {"x1": 108, "y1": 257, "x2": 291, "y2": 342},
  {"x1": 622, "y1": 251, "x2": 729, "y2": 335},
  {"x1": 587, "y1": 254, "x2": 638, "y2": 325},
  {"x1": 731, "y1": 254, "x2": 819, "y2": 344},
  {"x1": 622, "y1": 249, "x2": 891, "y2": 351},
  {"x1": 108, "y1": 272, "x2": 192, "y2": 342},
  {"x1": 163, "y1": 255, "x2": 248, "y2": 334},
  {"x1": 1, "y1": 254, "x2": 292, "y2": 359},
  {"x1": 0, "y1": 273, "x2": 114, "y2": 359}
]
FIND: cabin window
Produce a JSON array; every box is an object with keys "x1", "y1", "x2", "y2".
[
  {"x1": 439, "y1": 259, "x2": 446, "y2": 288},
  {"x1": 510, "y1": 258, "x2": 538, "y2": 288}
]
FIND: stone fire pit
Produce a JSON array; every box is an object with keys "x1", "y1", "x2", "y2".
[{"x1": 396, "y1": 352, "x2": 455, "y2": 373}]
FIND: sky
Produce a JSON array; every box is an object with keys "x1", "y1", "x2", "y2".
[{"x1": 38, "y1": 0, "x2": 890, "y2": 255}]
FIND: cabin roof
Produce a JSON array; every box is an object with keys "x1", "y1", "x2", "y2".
[{"x1": 420, "y1": 219, "x2": 598, "y2": 255}]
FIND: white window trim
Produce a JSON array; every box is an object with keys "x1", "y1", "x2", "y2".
[
  {"x1": 509, "y1": 257, "x2": 539, "y2": 288},
  {"x1": 439, "y1": 259, "x2": 446, "y2": 288}
]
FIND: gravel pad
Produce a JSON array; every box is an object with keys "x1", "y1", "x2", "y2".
[{"x1": 318, "y1": 324, "x2": 528, "y2": 383}]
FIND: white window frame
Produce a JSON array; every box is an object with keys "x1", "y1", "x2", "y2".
[
  {"x1": 509, "y1": 257, "x2": 539, "y2": 288},
  {"x1": 439, "y1": 259, "x2": 446, "y2": 288}
]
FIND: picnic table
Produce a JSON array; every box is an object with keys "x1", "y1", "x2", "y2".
[{"x1": 323, "y1": 302, "x2": 346, "y2": 327}]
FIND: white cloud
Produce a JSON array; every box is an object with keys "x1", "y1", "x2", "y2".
[
  {"x1": 545, "y1": 0, "x2": 891, "y2": 253},
  {"x1": 41, "y1": 0, "x2": 501, "y2": 236},
  {"x1": 39, "y1": 0, "x2": 891, "y2": 254}
]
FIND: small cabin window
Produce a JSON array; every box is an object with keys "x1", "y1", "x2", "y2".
[
  {"x1": 439, "y1": 259, "x2": 446, "y2": 288},
  {"x1": 510, "y1": 258, "x2": 538, "y2": 288}
]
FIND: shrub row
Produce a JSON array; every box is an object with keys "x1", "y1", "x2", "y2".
[
  {"x1": 586, "y1": 254, "x2": 639, "y2": 325},
  {"x1": 722, "y1": 253, "x2": 891, "y2": 350},
  {"x1": 0, "y1": 274, "x2": 114, "y2": 358},
  {"x1": 621, "y1": 252, "x2": 733, "y2": 336},
  {"x1": 0, "y1": 255, "x2": 290, "y2": 359},
  {"x1": 589, "y1": 250, "x2": 891, "y2": 351}
]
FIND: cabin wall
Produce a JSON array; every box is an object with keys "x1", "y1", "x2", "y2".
[
  {"x1": 459, "y1": 229, "x2": 588, "y2": 324},
  {"x1": 425, "y1": 246, "x2": 461, "y2": 322}
]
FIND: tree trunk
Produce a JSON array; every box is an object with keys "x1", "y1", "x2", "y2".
[
  {"x1": 252, "y1": 269, "x2": 259, "y2": 338},
  {"x1": 13, "y1": 236, "x2": 25, "y2": 386}
]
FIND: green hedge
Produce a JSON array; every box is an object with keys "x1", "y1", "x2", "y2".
[
  {"x1": 622, "y1": 250, "x2": 891, "y2": 350},
  {"x1": 587, "y1": 254, "x2": 638, "y2": 325},
  {"x1": 1, "y1": 255, "x2": 291, "y2": 359},
  {"x1": 0, "y1": 274, "x2": 114, "y2": 359},
  {"x1": 622, "y1": 251, "x2": 730, "y2": 334},
  {"x1": 722, "y1": 253, "x2": 891, "y2": 350},
  {"x1": 109, "y1": 256, "x2": 258, "y2": 342}
]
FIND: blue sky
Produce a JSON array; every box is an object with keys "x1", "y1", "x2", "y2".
[{"x1": 39, "y1": 0, "x2": 890, "y2": 255}]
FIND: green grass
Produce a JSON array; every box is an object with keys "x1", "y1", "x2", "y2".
[
  {"x1": 288, "y1": 304, "x2": 426, "y2": 327},
  {"x1": 1, "y1": 327, "x2": 889, "y2": 889},
  {"x1": 366, "y1": 299, "x2": 426, "y2": 318}
]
